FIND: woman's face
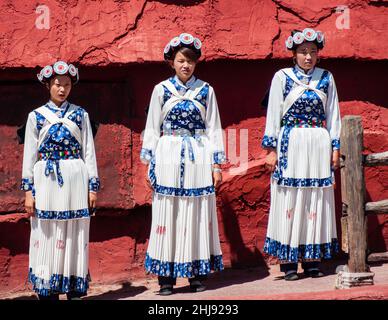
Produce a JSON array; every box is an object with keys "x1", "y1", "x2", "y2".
[
  {"x1": 294, "y1": 42, "x2": 319, "y2": 71},
  {"x1": 47, "y1": 75, "x2": 72, "y2": 105},
  {"x1": 170, "y1": 51, "x2": 196, "y2": 84}
]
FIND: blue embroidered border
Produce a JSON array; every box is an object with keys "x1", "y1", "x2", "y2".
[
  {"x1": 148, "y1": 157, "x2": 215, "y2": 196},
  {"x1": 145, "y1": 253, "x2": 224, "y2": 278},
  {"x1": 28, "y1": 268, "x2": 90, "y2": 296},
  {"x1": 35, "y1": 208, "x2": 90, "y2": 220},
  {"x1": 272, "y1": 175, "x2": 333, "y2": 188},
  {"x1": 213, "y1": 151, "x2": 227, "y2": 164},
  {"x1": 21, "y1": 178, "x2": 34, "y2": 191},
  {"x1": 261, "y1": 135, "x2": 277, "y2": 149},
  {"x1": 89, "y1": 177, "x2": 100, "y2": 192},
  {"x1": 140, "y1": 148, "x2": 153, "y2": 163},
  {"x1": 332, "y1": 139, "x2": 340, "y2": 150},
  {"x1": 263, "y1": 237, "x2": 339, "y2": 263}
]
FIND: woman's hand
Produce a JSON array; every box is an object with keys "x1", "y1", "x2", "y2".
[
  {"x1": 212, "y1": 165, "x2": 222, "y2": 188},
  {"x1": 332, "y1": 149, "x2": 340, "y2": 171},
  {"x1": 265, "y1": 150, "x2": 278, "y2": 172},
  {"x1": 89, "y1": 192, "x2": 97, "y2": 212},
  {"x1": 25, "y1": 191, "x2": 35, "y2": 217},
  {"x1": 146, "y1": 176, "x2": 153, "y2": 190}
]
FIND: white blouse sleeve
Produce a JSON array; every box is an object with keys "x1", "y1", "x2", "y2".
[
  {"x1": 325, "y1": 73, "x2": 341, "y2": 150},
  {"x1": 21, "y1": 112, "x2": 38, "y2": 191},
  {"x1": 140, "y1": 84, "x2": 163, "y2": 164},
  {"x1": 205, "y1": 85, "x2": 226, "y2": 164},
  {"x1": 262, "y1": 71, "x2": 285, "y2": 149},
  {"x1": 81, "y1": 111, "x2": 100, "y2": 192}
]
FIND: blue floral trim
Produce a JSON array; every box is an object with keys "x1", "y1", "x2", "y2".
[
  {"x1": 140, "y1": 148, "x2": 153, "y2": 163},
  {"x1": 278, "y1": 126, "x2": 292, "y2": 170},
  {"x1": 272, "y1": 175, "x2": 333, "y2": 188},
  {"x1": 148, "y1": 156, "x2": 215, "y2": 197},
  {"x1": 213, "y1": 151, "x2": 227, "y2": 164},
  {"x1": 193, "y1": 83, "x2": 209, "y2": 109},
  {"x1": 44, "y1": 159, "x2": 64, "y2": 187},
  {"x1": 180, "y1": 136, "x2": 196, "y2": 188},
  {"x1": 145, "y1": 253, "x2": 224, "y2": 278},
  {"x1": 28, "y1": 268, "x2": 90, "y2": 296},
  {"x1": 261, "y1": 135, "x2": 277, "y2": 149},
  {"x1": 89, "y1": 177, "x2": 100, "y2": 192},
  {"x1": 35, "y1": 208, "x2": 90, "y2": 220},
  {"x1": 332, "y1": 139, "x2": 340, "y2": 150},
  {"x1": 148, "y1": 157, "x2": 157, "y2": 188},
  {"x1": 263, "y1": 237, "x2": 339, "y2": 263},
  {"x1": 154, "y1": 185, "x2": 215, "y2": 197},
  {"x1": 21, "y1": 178, "x2": 34, "y2": 191}
]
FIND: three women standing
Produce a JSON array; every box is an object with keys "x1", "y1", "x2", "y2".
[
  {"x1": 21, "y1": 28, "x2": 341, "y2": 299},
  {"x1": 141, "y1": 33, "x2": 226, "y2": 295},
  {"x1": 262, "y1": 29, "x2": 341, "y2": 280}
]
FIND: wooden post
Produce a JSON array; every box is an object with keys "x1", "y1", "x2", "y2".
[
  {"x1": 341, "y1": 116, "x2": 367, "y2": 273},
  {"x1": 336, "y1": 116, "x2": 374, "y2": 289}
]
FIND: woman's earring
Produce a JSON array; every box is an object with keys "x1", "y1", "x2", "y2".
[
  {"x1": 317, "y1": 57, "x2": 321, "y2": 64},
  {"x1": 292, "y1": 57, "x2": 297, "y2": 65}
]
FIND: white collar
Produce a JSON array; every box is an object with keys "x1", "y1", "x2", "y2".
[
  {"x1": 295, "y1": 64, "x2": 315, "y2": 76},
  {"x1": 47, "y1": 100, "x2": 69, "y2": 110},
  {"x1": 174, "y1": 75, "x2": 196, "y2": 89}
]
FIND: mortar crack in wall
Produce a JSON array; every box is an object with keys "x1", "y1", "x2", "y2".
[{"x1": 78, "y1": 0, "x2": 149, "y2": 63}]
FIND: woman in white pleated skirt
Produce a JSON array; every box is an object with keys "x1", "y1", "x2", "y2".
[
  {"x1": 262, "y1": 28, "x2": 341, "y2": 280},
  {"x1": 21, "y1": 61, "x2": 100, "y2": 299},
  {"x1": 141, "y1": 33, "x2": 226, "y2": 295}
]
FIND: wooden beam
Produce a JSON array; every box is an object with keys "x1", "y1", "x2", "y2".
[
  {"x1": 364, "y1": 151, "x2": 388, "y2": 167},
  {"x1": 365, "y1": 199, "x2": 388, "y2": 214},
  {"x1": 340, "y1": 116, "x2": 368, "y2": 273},
  {"x1": 367, "y1": 252, "x2": 388, "y2": 263}
]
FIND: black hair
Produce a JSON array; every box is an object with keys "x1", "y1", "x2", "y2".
[{"x1": 171, "y1": 47, "x2": 200, "y2": 63}]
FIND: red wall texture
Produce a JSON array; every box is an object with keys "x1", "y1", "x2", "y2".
[{"x1": 0, "y1": 0, "x2": 387, "y2": 295}]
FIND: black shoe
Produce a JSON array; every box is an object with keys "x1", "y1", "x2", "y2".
[
  {"x1": 304, "y1": 269, "x2": 324, "y2": 278},
  {"x1": 159, "y1": 284, "x2": 173, "y2": 296},
  {"x1": 38, "y1": 293, "x2": 59, "y2": 300},
  {"x1": 189, "y1": 280, "x2": 206, "y2": 292},
  {"x1": 66, "y1": 291, "x2": 84, "y2": 300},
  {"x1": 284, "y1": 272, "x2": 299, "y2": 281}
]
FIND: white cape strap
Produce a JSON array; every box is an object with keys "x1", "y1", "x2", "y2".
[
  {"x1": 281, "y1": 68, "x2": 327, "y2": 116},
  {"x1": 35, "y1": 105, "x2": 82, "y2": 146},
  {"x1": 161, "y1": 80, "x2": 207, "y2": 121}
]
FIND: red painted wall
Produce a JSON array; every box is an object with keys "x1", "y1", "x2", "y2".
[{"x1": 0, "y1": 0, "x2": 387, "y2": 295}]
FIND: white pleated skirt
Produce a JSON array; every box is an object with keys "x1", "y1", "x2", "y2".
[
  {"x1": 28, "y1": 217, "x2": 90, "y2": 296},
  {"x1": 278, "y1": 127, "x2": 332, "y2": 182},
  {"x1": 29, "y1": 158, "x2": 91, "y2": 295},
  {"x1": 145, "y1": 191, "x2": 223, "y2": 278},
  {"x1": 153, "y1": 135, "x2": 214, "y2": 190},
  {"x1": 265, "y1": 127, "x2": 339, "y2": 263},
  {"x1": 33, "y1": 158, "x2": 89, "y2": 218}
]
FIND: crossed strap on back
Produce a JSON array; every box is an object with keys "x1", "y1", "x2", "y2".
[
  {"x1": 35, "y1": 105, "x2": 82, "y2": 147},
  {"x1": 281, "y1": 68, "x2": 327, "y2": 116}
]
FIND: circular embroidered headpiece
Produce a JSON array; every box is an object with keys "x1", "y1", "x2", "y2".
[
  {"x1": 163, "y1": 33, "x2": 202, "y2": 60},
  {"x1": 37, "y1": 61, "x2": 79, "y2": 84},
  {"x1": 285, "y1": 28, "x2": 325, "y2": 50}
]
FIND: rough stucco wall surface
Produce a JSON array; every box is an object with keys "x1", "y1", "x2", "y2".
[{"x1": 0, "y1": 0, "x2": 387, "y2": 295}]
